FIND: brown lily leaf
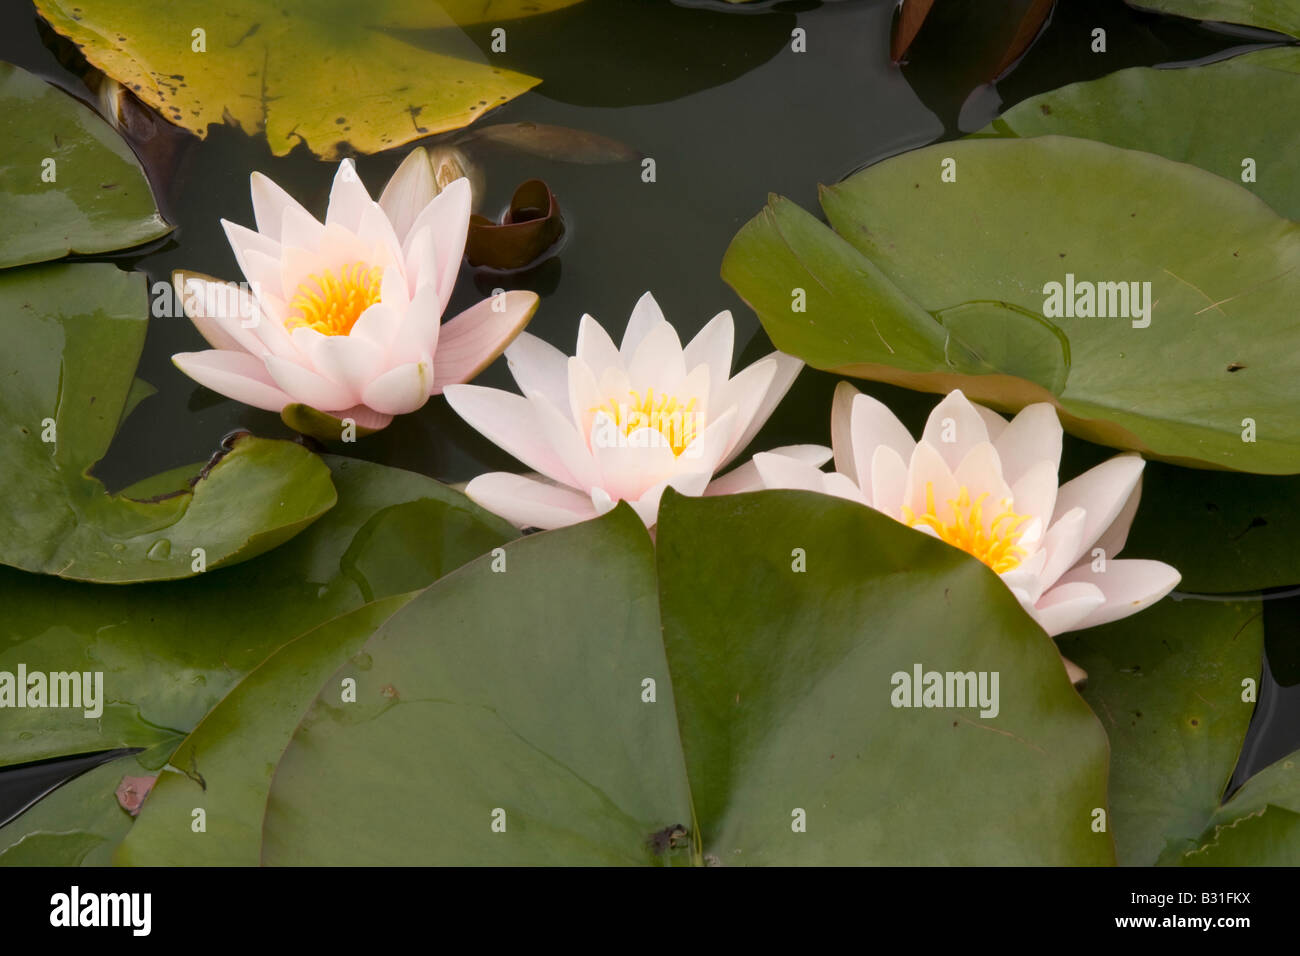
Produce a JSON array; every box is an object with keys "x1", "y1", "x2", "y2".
[{"x1": 466, "y1": 179, "x2": 565, "y2": 271}]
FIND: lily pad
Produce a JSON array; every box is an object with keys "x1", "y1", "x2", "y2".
[
  {"x1": 977, "y1": 48, "x2": 1300, "y2": 220},
  {"x1": 114, "y1": 596, "x2": 416, "y2": 866},
  {"x1": 722, "y1": 136, "x2": 1300, "y2": 474},
  {"x1": 0, "y1": 261, "x2": 337, "y2": 582},
  {"x1": 1122, "y1": 463, "x2": 1300, "y2": 593},
  {"x1": 0, "y1": 62, "x2": 170, "y2": 269},
  {"x1": 243, "y1": 492, "x2": 1109, "y2": 865},
  {"x1": 1125, "y1": 0, "x2": 1300, "y2": 38},
  {"x1": 0, "y1": 456, "x2": 516, "y2": 770},
  {"x1": 31, "y1": 0, "x2": 577, "y2": 160},
  {"x1": 1061, "y1": 596, "x2": 1300, "y2": 864}
]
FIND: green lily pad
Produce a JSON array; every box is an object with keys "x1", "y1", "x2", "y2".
[
  {"x1": 1062, "y1": 596, "x2": 1300, "y2": 865},
  {"x1": 0, "y1": 261, "x2": 337, "y2": 582},
  {"x1": 655, "y1": 490, "x2": 1111, "y2": 865},
  {"x1": 243, "y1": 492, "x2": 1109, "y2": 865},
  {"x1": 722, "y1": 136, "x2": 1300, "y2": 474},
  {"x1": 114, "y1": 595, "x2": 416, "y2": 866},
  {"x1": 0, "y1": 456, "x2": 516, "y2": 770},
  {"x1": 978, "y1": 48, "x2": 1300, "y2": 220},
  {"x1": 0, "y1": 62, "x2": 170, "y2": 269},
  {"x1": 1125, "y1": 0, "x2": 1300, "y2": 38},
  {"x1": 1123, "y1": 462, "x2": 1300, "y2": 593},
  {"x1": 32, "y1": 0, "x2": 579, "y2": 160}
]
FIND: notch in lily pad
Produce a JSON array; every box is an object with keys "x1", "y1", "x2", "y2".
[{"x1": 466, "y1": 179, "x2": 564, "y2": 271}]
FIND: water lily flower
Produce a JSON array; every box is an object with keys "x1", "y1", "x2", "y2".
[
  {"x1": 444, "y1": 292, "x2": 804, "y2": 529},
  {"x1": 171, "y1": 156, "x2": 537, "y2": 431},
  {"x1": 753, "y1": 384, "x2": 1181, "y2": 650}
]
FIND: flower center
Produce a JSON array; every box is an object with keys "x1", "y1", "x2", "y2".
[
  {"x1": 284, "y1": 262, "x2": 383, "y2": 336},
  {"x1": 901, "y1": 482, "x2": 1030, "y2": 573},
  {"x1": 592, "y1": 388, "x2": 703, "y2": 456}
]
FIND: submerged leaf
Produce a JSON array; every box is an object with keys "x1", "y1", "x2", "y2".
[{"x1": 462, "y1": 121, "x2": 640, "y2": 164}]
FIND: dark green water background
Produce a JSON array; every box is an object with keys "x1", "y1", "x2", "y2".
[{"x1": 1, "y1": 0, "x2": 1296, "y2": 835}]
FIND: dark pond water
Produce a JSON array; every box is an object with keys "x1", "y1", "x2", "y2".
[{"x1": 0, "y1": 0, "x2": 1294, "y2": 826}]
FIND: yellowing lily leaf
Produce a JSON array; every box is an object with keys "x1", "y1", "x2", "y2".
[{"x1": 32, "y1": 0, "x2": 579, "y2": 159}]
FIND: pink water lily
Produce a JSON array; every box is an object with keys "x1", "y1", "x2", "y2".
[
  {"x1": 444, "y1": 292, "x2": 804, "y2": 529},
  {"x1": 171, "y1": 155, "x2": 538, "y2": 431},
  {"x1": 754, "y1": 384, "x2": 1181, "y2": 653}
]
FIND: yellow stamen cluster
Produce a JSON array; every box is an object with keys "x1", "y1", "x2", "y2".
[
  {"x1": 592, "y1": 388, "x2": 702, "y2": 456},
  {"x1": 284, "y1": 262, "x2": 383, "y2": 336},
  {"x1": 901, "y1": 482, "x2": 1030, "y2": 573}
]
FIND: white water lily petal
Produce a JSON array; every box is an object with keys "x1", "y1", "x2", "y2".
[
  {"x1": 627, "y1": 320, "x2": 686, "y2": 392},
  {"x1": 1010, "y1": 459, "x2": 1059, "y2": 534},
  {"x1": 723, "y1": 351, "x2": 803, "y2": 467},
  {"x1": 904, "y1": 440, "x2": 959, "y2": 523},
  {"x1": 250, "y1": 171, "x2": 310, "y2": 243},
  {"x1": 401, "y1": 176, "x2": 471, "y2": 304},
  {"x1": 387, "y1": 283, "x2": 441, "y2": 368},
  {"x1": 359, "y1": 360, "x2": 431, "y2": 415},
  {"x1": 576, "y1": 313, "x2": 623, "y2": 378},
  {"x1": 264, "y1": 353, "x2": 352, "y2": 411},
  {"x1": 715, "y1": 356, "x2": 777, "y2": 463},
  {"x1": 683, "y1": 310, "x2": 734, "y2": 401},
  {"x1": 175, "y1": 275, "x2": 267, "y2": 357},
  {"x1": 172, "y1": 350, "x2": 293, "y2": 412},
  {"x1": 530, "y1": 393, "x2": 602, "y2": 492},
  {"x1": 845, "y1": 386, "x2": 917, "y2": 488},
  {"x1": 465, "y1": 472, "x2": 597, "y2": 531},
  {"x1": 1092, "y1": 471, "x2": 1144, "y2": 559},
  {"x1": 431, "y1": 290, "x2": 538, "y2": 392},
  {"x1": 620, "y1": 291, "x2": 668, "y2": 359},
  {"x1": 304, "y1": 332, "x2": 385, "y2": 401},
  {"x1": 443, "y1": 384, "x2": 573, "y2": 486},
  {"x1": 753, "y1": 452, "x2": 830, "y2": 493},
  {"x1": 349, "y1": 301, "x2": 403, "y2": 352},
  {"x1": 921, "y1": 389, "x2": 990, "y2": 470},
  {"x1": 506, "y1": 332, "x2": 571, "y2": 413},
  {"x1": 1055, "y1": 559, "x2": 1181, "y2": 631},
  {"x1": 325, "y1": 159, "x2": 372, "y2": 233},
  {"x1": 869, "y1": 444, "x2": 909, "y2": 516},
  {"x1": 1032, "y1": 581, "x2": 1107, "y2": 637},
  {"x1": 952, "y1": 442, "x2": 1012, "y2": 517},
  {"x1": 830, "y1": 381, "x2": 861, "y2": 484},
  {"x1": 380, "y1": 149, "x2": 438, "y2": 244},
  {"x1": 707, "y1": 444, "x2": 832, "y2": 496},
  {"x1": 1053, "y1": 454, "x2": 1145, "y2": 554},
  {"x1": 994, "y1": 403, "x2": 1062, "y2": 486},
  {"x1": 1037, "y1": 506, "x2": 1089, "y2": 593}
]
